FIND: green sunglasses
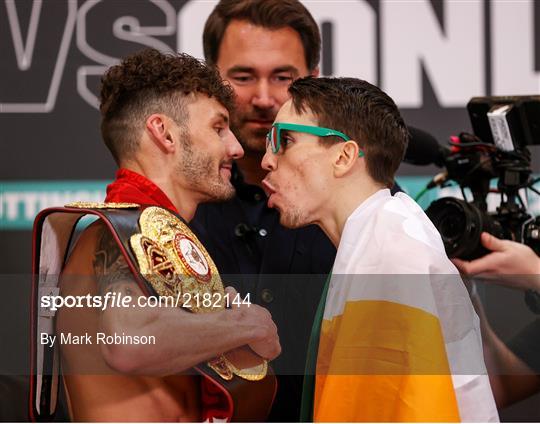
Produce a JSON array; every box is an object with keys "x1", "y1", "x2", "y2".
[{"x1": 266, "y1": 122, "x2": 364, "y2": 157}]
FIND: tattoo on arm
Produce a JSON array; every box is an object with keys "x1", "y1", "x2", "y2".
[{"x1": 93, "y1": 225, "x2": 134, "y2": 297}]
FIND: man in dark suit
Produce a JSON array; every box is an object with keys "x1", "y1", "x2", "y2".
[{"x1": 191, "y1": 1, "x2": 329, "y2": 420}]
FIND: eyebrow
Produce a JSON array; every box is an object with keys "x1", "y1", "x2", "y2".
[
  {"x1": 226, "y1": 65, "x2": 300, "y2": 77},
  {"x1": 273, "y1": 66, "x2": 300, "y2": 76},
  {"x1": 213, "y1": 112, "x2": 229, "y2": 124}
]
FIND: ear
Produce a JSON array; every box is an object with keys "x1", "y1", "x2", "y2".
[
  {"x1": 334, "y1": 140, "x2": 360, "y2": 177},
  {"x1": 145, "y1": 114, "x2": 175, "y2": 153},
  {"x1": 310, "y1": 66, "x2": 320, "y2": 78}
]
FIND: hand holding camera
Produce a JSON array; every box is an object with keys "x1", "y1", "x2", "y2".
[{"x1": 452, "y1": 232, "x2": 540, "y2": 291}]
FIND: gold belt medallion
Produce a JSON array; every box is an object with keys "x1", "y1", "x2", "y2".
[
  {"x1": 130, "y1": 206, "x2": 223, "y2": 312},
  {"x1": 129, "y1": 206, "x2": 267, "y2": 381}
]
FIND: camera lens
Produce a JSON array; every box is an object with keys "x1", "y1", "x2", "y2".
[
  {"x1": 438, "y1": 211, "x2": 466, "y2": 241},
  {"x1": 426, "y1": 197, "x2": 504, "y2": 260}
]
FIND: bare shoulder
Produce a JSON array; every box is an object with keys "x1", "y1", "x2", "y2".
[
  {"x1": 61, "y1": 220, "x2": 142, "y2": 298},
  {"x1": 62, "y1": 220, "x2": 106, "y2": 275}
]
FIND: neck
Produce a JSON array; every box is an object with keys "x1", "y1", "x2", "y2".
[
  {"x1": 235, "y1": 151, "x2": 267, "y2": 187},
  {"x1": 317, "y1": 178, "x2": 386, "y2": 248},
  {"x1": 149, "y1": 176, "x2": 199, "y2": 221},
  {"x1": 122, "y1": 162, "x2": 198, "y2": 222}
]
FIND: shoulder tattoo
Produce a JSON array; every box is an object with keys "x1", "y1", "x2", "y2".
[{"x1": 93, "y1": 226, "x2": 134, "y2": 297}]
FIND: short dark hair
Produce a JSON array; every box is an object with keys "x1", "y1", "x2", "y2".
[
  {"x1": 99, "y1": 48, "x2": 235, "y2": 163},
  {"x1": 203, "y1": 0, "x2": 320, "y2": 72},
  {"x1": 288, "y1": 77, "x2": 409, "y2": 187}
]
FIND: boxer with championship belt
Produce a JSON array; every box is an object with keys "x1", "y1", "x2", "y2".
[
  {"x1": 30, "y1": 49, "x2": 280, "y2": 422},
  {"x1": 31, "y1": 203, "x2": 277, "y2": 422}
]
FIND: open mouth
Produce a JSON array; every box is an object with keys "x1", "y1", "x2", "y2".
[
  {"x1": 220, "y1": 163, "x2": 233, "y2": 179},
  {"x1": 261, "y1": 179, "x2": 277, "y2": 207},
  {"x1": 261, "y1": 179, "x2": 276, "y2": 196}
]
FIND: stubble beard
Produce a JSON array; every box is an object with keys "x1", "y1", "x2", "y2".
[
  {"x1": 178, "y1": 137, "x2": 235, "y2": 202},
  {"x1": 278, "y1": 201, "x2": 308, "y2": 229}
]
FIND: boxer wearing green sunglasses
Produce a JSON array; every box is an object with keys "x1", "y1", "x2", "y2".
[{"x1": 266, "y1": 123, "x2": 365, "y2": 157}]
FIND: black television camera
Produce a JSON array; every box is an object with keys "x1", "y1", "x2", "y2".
[{"x1": 424, "y1": 96, "x2": 540, "y2": 260}]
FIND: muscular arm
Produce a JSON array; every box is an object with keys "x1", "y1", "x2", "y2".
[{"x1": 87, "y1": 223, "x2": 280, "y2": 375}]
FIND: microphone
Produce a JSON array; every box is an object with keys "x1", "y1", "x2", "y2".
[{"x1": 404, "y1": 126, "x2": 450, "y2": 167}]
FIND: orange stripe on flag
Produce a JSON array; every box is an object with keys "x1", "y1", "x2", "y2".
[{"x1": 314, "y1": 300, "x2": 460, "y2": 422}]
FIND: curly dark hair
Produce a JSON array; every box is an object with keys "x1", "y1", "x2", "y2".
[
  {"x1": 203, "y1": 0, "x2": 320, "y2": 72},
  {"x1": 288, "y1": 77, "x2": 409, "y2": 187},
  {"x1": 100, "y1": 48, "x2": 235, "y2": 163}
]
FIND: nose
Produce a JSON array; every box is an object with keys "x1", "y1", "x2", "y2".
[
  {"x1": 261, "y1": 149, "x2": 277, "y2": 171},
  {"x1": 252, "y1": 80, "x2": 275, "y2": 110},
  {"x1": 226, "y1": 130, "x2": 244, "y2": 160}
]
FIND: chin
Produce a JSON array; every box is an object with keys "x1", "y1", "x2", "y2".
[
  {"x1": 216, "y1": 184, "x2": 236, "y2": 201},
  {"x1": 280, "y1": 220, "x2": 301, "y2": 229},
  {"x1": 203, "y1": 182, "x2": 236, "y2": 203},
  {"x1": 279, "y1": 212, "x2": 308, "y2": 229}
]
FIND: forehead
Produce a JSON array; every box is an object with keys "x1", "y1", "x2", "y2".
[
  {"x1": 186, "y1": 94, "x2": 229, "y2": 121},
  {"x1": 216, "y1": 20, "x2": 308, "y2": 73},
  {"x1": 275, "y1": 100, "x2": 318, "y2": 126}
]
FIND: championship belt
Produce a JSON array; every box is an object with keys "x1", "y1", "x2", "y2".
[{"x1": 30, "y1": 203, "x2": 276, "y2": 422}]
